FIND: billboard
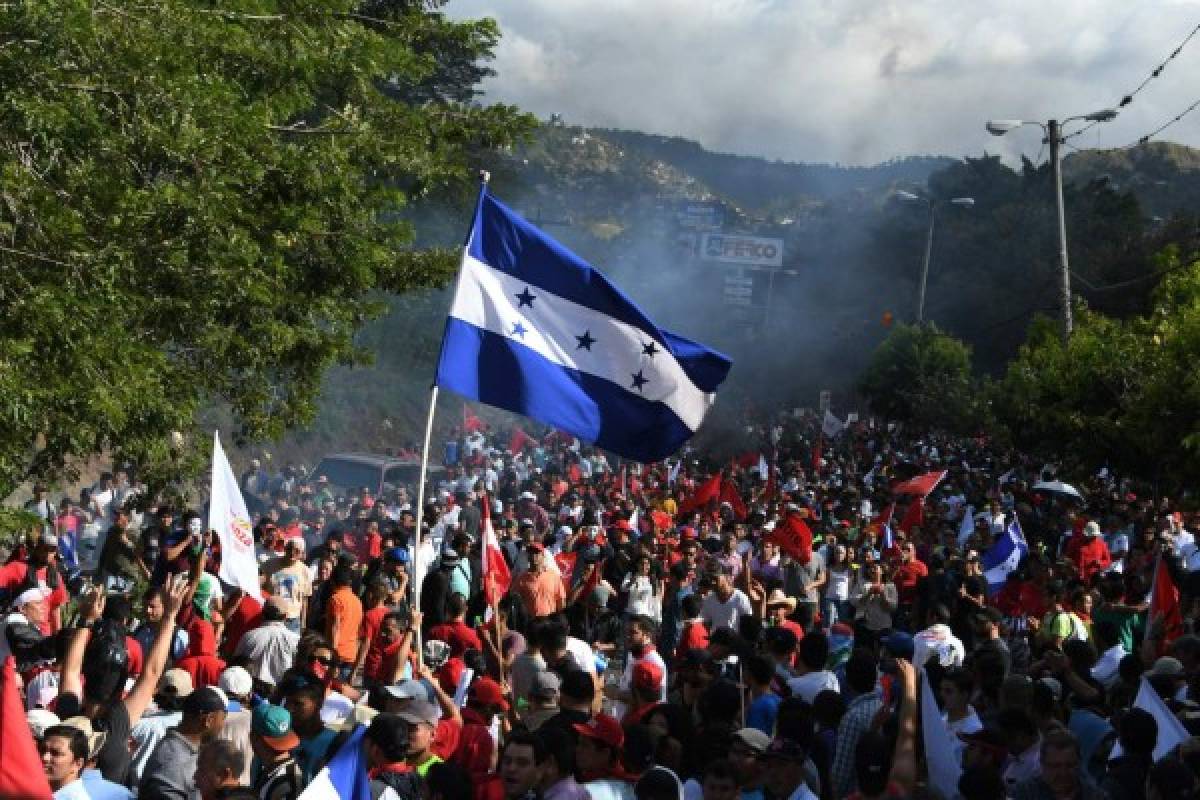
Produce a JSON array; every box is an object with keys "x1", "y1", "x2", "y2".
[{"x1": 700, "y1": 233, "x2": 784, "y2": 267}]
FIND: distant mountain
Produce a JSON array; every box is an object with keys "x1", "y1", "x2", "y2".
[{"x1": 1064, "y1": 141, "x2": 1200, "y2": 219}]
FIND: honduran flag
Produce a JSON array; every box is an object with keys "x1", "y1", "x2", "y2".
[
  {"x1": 434, "y1": 189, "x2": 732, "y2": 462},
  {"x1": 982, "y1": 517, "x2": 1029, "y2": 592}
]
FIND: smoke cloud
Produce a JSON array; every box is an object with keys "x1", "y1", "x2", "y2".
[{"x1": 451, "y1": 0, "x2": 1200, "y2": 165}]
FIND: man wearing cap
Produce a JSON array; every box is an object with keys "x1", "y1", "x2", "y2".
[
  {"x1": 5, "y1": 585, "x2": 53, "y2": 674},
  {"x1": 1069, "y1": 522, "x2": 1112, "y2": 584},
  {"x1": 453, "y1": 677, "x2": 510, "y2": 788},
  {"x1": 763, "y1": 735, "x2": 817, "y2": 800},
  {"x1": 523, "y1": 671, "x2": 563, "y2": 731},
  {"x1": 381, "y1": 673, "x2": 464, "y2": 764},
  {"x1": 622, "y1": 660, "x2": 665, "y2": 727},
  {"x1": 249, "y1": 704, "x2": 302, "y2": 800},
  {"x1": 514, "y1": 542, "x2": 566, "y2": 617},
  {"x1": 140, "y1": 687, "x2": 229, "y2": 800},
  {"x1": 729, "y1": 728, "x2": 770, "y2": 800},
  {"x1": 396, "y1": 697, "x2": 447, "y2": 777},
  {"x1": 574, "y1": 713, "x2": 630, "y2": 797},
  {"x1": 236, "y1": 597, "x2": 300, "y2": 690},
  {"x1": 219, "y1": 667, "x2": 255, "y2": 784},
  {"x1": 262, "y1": 539, "x2": 312, "y2": 632}
]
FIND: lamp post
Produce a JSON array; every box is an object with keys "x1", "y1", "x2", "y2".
[
  {"x1": 984, "y1": 108, "x2": 1118, "y2": 343},
  {"x1": 895, "y1": 191, "x2": 975, "y2": 324}
]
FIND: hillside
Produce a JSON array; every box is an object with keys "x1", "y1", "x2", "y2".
[{"x1": 263, "y1": 127, "x2": 1200, "y2": 468}]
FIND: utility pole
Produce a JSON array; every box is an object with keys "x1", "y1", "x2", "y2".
[
  {"x1": 1048, "y1": 119, "x2": 1072, "y2": 344},
  {"x1": 916, "y1": 206, "x2": 936, "y2": 324}
]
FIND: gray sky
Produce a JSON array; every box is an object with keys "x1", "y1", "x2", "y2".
[{"x1": 449, "y1": 0, "x2": 1200, "y2": 166}]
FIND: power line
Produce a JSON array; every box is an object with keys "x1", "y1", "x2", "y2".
[
  {"x1": 1065, "y1": 20, "x2": 1200, "y2": 143},
  {"x1": 1118, "y1": 22, "x2": 1200, "y2": 110},
  {"x1": 1126, "y1": 94, "x2": 1200, "y2": 147}
]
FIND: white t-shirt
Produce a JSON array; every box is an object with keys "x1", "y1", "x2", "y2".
[
  {"x1": 701, "y1": 589, "x2": 753, "y2": 631},
  {"x1": 786, "y1": 671, "x2": 840, "y2": 703}
]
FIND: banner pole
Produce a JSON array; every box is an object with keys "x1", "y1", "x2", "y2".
[{"x1": 411, "y1": 169, "x2": 492, "y2": 671}]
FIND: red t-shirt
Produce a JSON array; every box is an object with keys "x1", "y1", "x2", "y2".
[
  {"x1": 428, "y1": 620, "x2": 483, "y2": 658},
  {"x1": 360, "y1": 605, "x2": 390, "y2": 677},
  {"x1": 675, "y1": 620, "x2": 710, "y2": 662},
  {"x1": 778, "y1": 619, "x2": 806, "y2": 643},
  {"x1": 126, "y1": 636, "x2": 144, "y2": 677},
  {"x1": 892, "y1": 559, "x2": 928, "y2": 605}
]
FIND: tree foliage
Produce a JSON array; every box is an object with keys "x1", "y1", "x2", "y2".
[
  {"x1": 993, "y1": 248, "x2": 1200, "y2": 489},
  {"x1": 0, "y1": 0, "x2": 533, "y2": 497},
  {"x1": 858, "y1": 323, "x2": 979, "y2": 433}
]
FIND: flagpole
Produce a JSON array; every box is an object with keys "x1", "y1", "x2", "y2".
[{"x1": 411, "y1": 169, "x2": 492, "y2": 669}]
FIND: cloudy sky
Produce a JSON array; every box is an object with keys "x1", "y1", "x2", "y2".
[{"x1": 448, "y1": 0, "x2": 1200, "y2": 166}]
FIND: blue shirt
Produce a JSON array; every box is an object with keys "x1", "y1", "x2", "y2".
[
  {"x1": 82, "y1": 768, "x2": 135, "y2": 799},
  {"x1": 746, "y1": 692, "x2": 782, "y2": 735}
]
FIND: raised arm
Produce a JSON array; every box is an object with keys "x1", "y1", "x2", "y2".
[
  {"x1": 888, "y1": 659, "x2": 919, "y2": 795},
  {"x1": 59, "y1": 588, "x2": 105, "y2": 698},
  {"x1": 123, "y1": 574, "x2": 190, "y2": 724}
]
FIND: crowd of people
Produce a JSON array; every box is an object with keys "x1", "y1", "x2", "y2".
[{"x1": 4, "y1": 409, "x2": 1200, "y2": 800}]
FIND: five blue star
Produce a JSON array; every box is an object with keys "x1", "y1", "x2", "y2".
[
  {"x1": 515, "y1": 287, "x2": 536, "y2": 308},
  {"x1": 576, "y1": 330, "x2": 596, "y2": 350},
  {"x1": 630, "y1": 370, "x2": 649, "y2": 392},
  {"x1": 511, "y1": 321, "x2": 528, "y2": 338}
]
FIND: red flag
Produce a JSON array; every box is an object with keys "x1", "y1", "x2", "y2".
[
  {"x1": 891, "y1": 470, "x2": 947, "y2": 497},
  {"x1": 481, "y1": 497, "x2": 511, "y2": 606},
  {"x1": 509, "y1": 428, "x2": 535, "y2": 454},
  {"x1": 678, "y1": 474, "x2": 721, "y2": 515},
  {"x1": 463, "y1": 404, "x2": 485, "y2": 433},
  {"x1": 768, "y1": 514, "x2": 813, "y2": 564},
  {"x1": 719, "y1": 479, "x2": 747, "y2": 520},
  {"x1": 897, "y1": 498, "x2": 923, "y2": 535},
  {"x1": 1150, "y1": 556, "x2": 1183, "y2": 648},
  {"x1": 0, "y1": 656, "x2": 53, "y2": 799}
]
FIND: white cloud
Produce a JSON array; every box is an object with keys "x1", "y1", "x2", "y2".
[{"x1": 449, "y1": 0, "x2": 1200, "y2": 165}]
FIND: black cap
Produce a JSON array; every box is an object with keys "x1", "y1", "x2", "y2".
[{"x1": 183, "y1": 687, "x2": 227, "y2": 715}]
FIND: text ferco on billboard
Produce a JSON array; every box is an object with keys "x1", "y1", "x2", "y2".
[{"x1": 700, "y1": 234, "x2": 784, "y2": 267}]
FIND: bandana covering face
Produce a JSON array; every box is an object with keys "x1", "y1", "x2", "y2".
[{"x1": 192, "y1": 572, "x2": 218, "y2": 620}]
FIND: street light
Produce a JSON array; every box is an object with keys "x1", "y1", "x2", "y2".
[
  {"x1": 985, "y1": 107, "x2": 1119, "y2": 343},
  {"x1": 895, "y1": 191, "x2": 975, "y2": 324}
]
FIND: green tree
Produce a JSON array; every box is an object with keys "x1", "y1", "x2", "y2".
[
  {"x1": 858, "y1": 323, "x2": 978, "y2": 432},
  {"x1": 0, "y1": 0, "x2": 533, "y2": 498}
]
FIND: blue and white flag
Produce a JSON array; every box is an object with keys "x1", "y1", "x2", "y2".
[
  {"x1": 297, "y1": 724, "x2": 372, "y2": 800},
  {"x1": 435, "y1": 190, "x2": 732, "y2": 462},
  {"x1": 982, "y1": 516, "x2": 1029, "y2": 592}
]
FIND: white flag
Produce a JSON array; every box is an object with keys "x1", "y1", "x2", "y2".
[
  {"x1": 957, "y1": 505, "x2": 975, "y2": 547},
  {"x1": 758, "y1": 454, "x2": 769, "y2": 479},
  {"x1": 920, "y1": 668, "x2": 962, "y2": 799},
  {"x1": 668, "y1": 459, "x2": 682, "y2": 485},
  {"x1": 1110, "y1": 677, "x2": 1190, "y2": 761},
  {"x1": 208, "y1": 432, "x2": 263, "y2": 601},
  {"x1": 822, "y1": 410, "x2": 844, "y2": 437}
]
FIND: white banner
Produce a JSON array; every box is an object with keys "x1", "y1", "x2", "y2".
[
  {"x1": 209, "y1": 431, "x2": 263, "y2": 601},
  {"x1": 920, "y1": 669, "x2": 963, "y2": 799}
]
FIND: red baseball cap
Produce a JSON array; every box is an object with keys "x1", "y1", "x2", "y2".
[
  {"x1": 632, "y1": 661, "x2": 663, "y2": 694},
  {"x1": 573, "y1": 713, "x2": 624, "y2": 750},
  {"x1": 468, "y1": 676, "x2": 510, "y2": 711}
]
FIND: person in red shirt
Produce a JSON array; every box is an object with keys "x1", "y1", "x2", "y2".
[
  {"x1": 177, "y1": 618, "x2": 226, "y2": 689},
  {"x1": 676, "y1": 594, "x2": 710, "y2": 663},
  {"x1": 890, "y1": 541, "x2": 928, "y2": 629},
  {"x1": 219, "y1": 588, "x2": 263, "y2": 660},
  {"x1": 354, "y1": 582, "x2": 392, "y2": 681},
  {"x1": 371, "y1": 610, "x2": 418, "y2": 686},
  {"x1": 428, "y1": 593, "x2": 483, "y2": 658},
  {"x1": 1071, "y1": 522, "x2": 1112, "y2": 585},
  {"x1": 452, "y1": 677, "x2": 509, "y2": 789},
  {"x1": 765, "y1": 590, "x2": 805, "y2": 643},
  {"x1": 621, "y1": 661, "x2": 663, "y2": 727},
  {"x1": 573, "y1": 714, "x2": 626, "y2": 783}
]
